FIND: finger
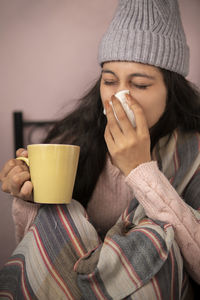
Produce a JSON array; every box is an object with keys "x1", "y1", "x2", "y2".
[
  {"x1": 111, "y1": 95, "x2": 135, "y2": 134},
  {"x1": 9, "y1": 168, "x2": 31, "y2": 195},
  {"x1": 0, "y1": 159, "x2": 15, "y2": 181},
  {"x1": 16, "y1": 148, "x2": 28, "y2": 158},
  {"x1": 0, "y1": 159, "x2": 27, "y2": 180},
  {"x1": 10, "y1": 161, "x2": 29, "y2": 175},
  {"x1": 1, "y1": 164, "x2": 29, "y2": 193},
  {"x1": 105, "y1": 99, "x2": 123, "y2": 138},
  {"x1": 126, "y1": 94, "x2": 149, "y2": 135},
  {"x1": 104, "y1": 125, "x2": 116, "y2": 152},
  {"x1": 19, "y1": 181, "x2": 33, "y2": 201}
]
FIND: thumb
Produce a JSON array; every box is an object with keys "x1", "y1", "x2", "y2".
[{"x1": 16, "y1": 148, "x2": 28, "y2": 158}]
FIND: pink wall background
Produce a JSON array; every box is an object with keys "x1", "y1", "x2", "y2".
[{"x1": 0, "y1": 0, "x2": 199, "y2": 268}]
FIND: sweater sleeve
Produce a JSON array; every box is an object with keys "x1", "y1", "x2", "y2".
[
  {"x1": 125, "y1": 161, "x2": 200, "y2": 284},
  {"x1": 12, "y1": 198, "x2": 40, "y2": 244}
]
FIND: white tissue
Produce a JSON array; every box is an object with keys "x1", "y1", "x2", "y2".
[{"x1": 103, "y1": 90, "x2": 136, "y2": 128}]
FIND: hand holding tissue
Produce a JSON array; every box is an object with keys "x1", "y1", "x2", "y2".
[{"x1": 103, "y1": 90, "x2": 136, "y2": 128}]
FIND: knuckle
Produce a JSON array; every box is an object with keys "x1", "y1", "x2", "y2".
[
  {"x1": 14, "y1": 165, "x2": 23, "y2": 173},
  {"x1": 112, "y1": 147, "x2": 123, "y2": 157},
  {"x1": 12, "y1": 174, "x2": 22, "y2": 186},
  {"x1": 140, "y1": 133, "x2": 149, "y2": 142},
  {"x1": 134, "y1": 106, "x2": 143, "y2": 114},
  {"x1": 16, "y1": 148, "x2": 24, "y2": 155},
  {"x1": 108, "y1": 117, "x2": 116, "y2": 126},
  {"x1": 8, "y1": 159, "x2": 16, "y2": 168},
  {"x1": 125, "y1": 138, "x2": 136, "y2": 148},
  {"x1": 1, "y1": 182, "x2": 8, "y2": 192},
  {"x1": 16, "y1": 148, "x2": 26, "y2": 156},
  {"x1": 130, "y1": 141, "x2": 137, "y2": 148},
  {"x1": 118, "y1": 112, "x2": 127, "y2": 121}
]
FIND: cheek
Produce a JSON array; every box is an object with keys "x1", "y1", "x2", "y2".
[
  {"x1": 138, "y1": 90, "x2": 167, "y2": 128},
  {"x1": 100, "y1": 83, "x2": 107, "y2": 106},
  {"x1": 100, "y1": 84, "x2": 105, "y2": 104},
  {"x1": 100, "y1": 81, "x2": 115, "y2": 106}
]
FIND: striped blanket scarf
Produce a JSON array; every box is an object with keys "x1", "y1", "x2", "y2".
[{"x1": 0, "y1": 129, "x2": 199, "y2": 299}]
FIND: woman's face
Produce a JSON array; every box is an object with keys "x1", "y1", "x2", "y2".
[{"x1": 100, "y1": 61, "x2": 167, "y2": 128}]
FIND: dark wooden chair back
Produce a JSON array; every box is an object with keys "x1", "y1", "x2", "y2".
[{"x1": 13, "y1": 111, "x2": 55, "y2": 155}]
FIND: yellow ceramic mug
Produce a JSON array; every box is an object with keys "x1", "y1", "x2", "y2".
[{"x1": 17, "y1": 144, "x2": 80, "y2": 204}]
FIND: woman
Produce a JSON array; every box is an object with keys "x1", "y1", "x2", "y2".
[{"x1": 0, "y1": 0, "x2": 200, "y2": 299}]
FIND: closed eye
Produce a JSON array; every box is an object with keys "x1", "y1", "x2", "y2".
[
  {"x1": 103, "y1": 80, "x2": 118, "y2": 86},
  {"x1": 131, "y1": 83, "x2": 152, "y2": 90}
]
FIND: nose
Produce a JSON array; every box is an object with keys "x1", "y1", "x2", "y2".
[{"x1": 116, "y1": 83, "x2": 130, "y2": 94}]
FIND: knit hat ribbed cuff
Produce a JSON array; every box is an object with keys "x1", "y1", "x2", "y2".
[
  {"x1": 98, "y1": 29, "x2": 189, "y2": 77},
  {"x1": 98, "y1": 0, "x2": 190, "y2": 77}
]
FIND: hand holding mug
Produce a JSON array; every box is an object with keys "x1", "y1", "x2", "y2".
[
  {"x1": 17, "y1": 144, "x2": 80, "y2": 204},
  {"x1": 0, "y1": 148, "x2": 33, "y2": 201}
]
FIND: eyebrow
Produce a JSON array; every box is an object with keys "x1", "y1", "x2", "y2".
[{"x1": 101, "y1": 69, "x2": 155, "y2": 80}]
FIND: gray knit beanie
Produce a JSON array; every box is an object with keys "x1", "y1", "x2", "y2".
[{"x1": 98, "y1": 0, "x2": 189, "y2": 76}]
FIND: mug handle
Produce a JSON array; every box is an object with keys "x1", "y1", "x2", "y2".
[{"x1": 16, "y1": 157, "x2": 30, "y2": 167}]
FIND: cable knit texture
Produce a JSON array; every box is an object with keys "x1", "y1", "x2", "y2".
[{"x1": 125, "y1": 161, "x2": 200, "y2": 283}]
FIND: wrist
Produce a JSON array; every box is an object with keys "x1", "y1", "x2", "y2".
[{"x1": 123, "y1": 159, "x2": 152, "y2": 177}]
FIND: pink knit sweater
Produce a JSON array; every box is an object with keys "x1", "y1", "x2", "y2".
[{"x1": 12, "y1": 158, "x2": 200, "y2": 284}]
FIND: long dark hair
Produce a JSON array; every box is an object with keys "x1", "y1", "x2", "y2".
[
  {"x1": 150, "y1": 69, "x2": 200, "y2": 146},
  {"x1": 44, "y1": 69, "x2": 200, "y2": 207}
]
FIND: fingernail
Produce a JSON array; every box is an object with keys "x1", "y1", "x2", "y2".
[
  {"x1": 21, "y1": 151, "x2": 28, "y2": 156},
  {"x1": 105, "y1": 100, "x2": 111, "y2": 109},
  {"x1": 125, "y1": 95, "x2": 131, "y2": 105}
]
